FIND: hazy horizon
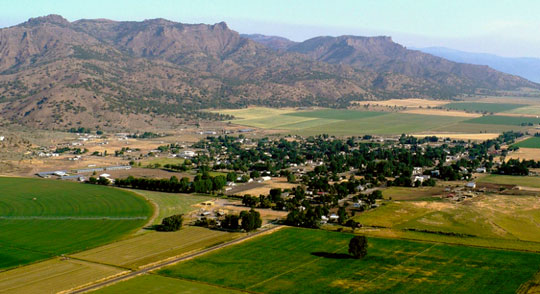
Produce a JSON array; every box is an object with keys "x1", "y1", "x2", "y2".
[{"x1": 1, "y1": 0, "x2": 539, "y2": 58}]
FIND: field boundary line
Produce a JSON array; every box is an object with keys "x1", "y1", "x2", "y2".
[{"x1": 246, "y1": 244, "x2": 348, "y2": 290}]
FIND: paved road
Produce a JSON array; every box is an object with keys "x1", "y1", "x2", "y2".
[{"x1": 68, "y1": 225, "x2": 283, "y2": 294}]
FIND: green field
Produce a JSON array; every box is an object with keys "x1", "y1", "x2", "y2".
[
  {"x1": 381, "y1": 187, "x2": 443, "y2": 201},
  {"x1": 443, "y1": 102, "x2": 526, "y2": 113},
  {"x1": 478, "y1": 174, "x2": 540, "y2": 188},
  {"x1": 285, "y1": 109, "x2": 386, "y2": 120},
  {"x1": 158, "y1": 228, "x2": 540, "y2": 294},
  {"x1": 464, "y1": 115, "x2": 540, "y2": 126},
  {"x1": 513, "y1": 136, "x2": 540, "y2": 149},
  {"x1": 129, "y1": 190, "x2": 212, "y2": 224},
  {"x1": 0, "y1": 178, "x2": 152, "y2": 270},
  {"x1": 91, "y1": 274, "x2": 244, "y2": 294}
]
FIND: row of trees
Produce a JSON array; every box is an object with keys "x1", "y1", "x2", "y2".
[{"x1": 114, "y1": 174, "x2": 227, "y2": 194}]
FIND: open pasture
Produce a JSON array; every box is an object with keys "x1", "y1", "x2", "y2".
[
  {"x1": 73, "y1": 226, "x2": 241, "y2": 269},
  {"x1": 0, "y1": 177, "x2": 152, "y2": 269},
  {"x1": 412, "y1": 132, "x2": 500, "y2": 141},
  {"x1": 504, "y1": 105, "x2": 540, "y2": 116},
  {"x1": 355, "y1": 194, "x2": 540, "y2": 243},
  {"x1": 443, "y1": 102, "x2": 527, "y2": 113},
  {"x1": 159, "y1": 227, "x2": 540, "y2": 294},
  {"x1": 478, "y1": 174, "x2": 540, "y2": 189},
  {"x1": 129, "y1": 190, "x2": 212, "y2": 224}
]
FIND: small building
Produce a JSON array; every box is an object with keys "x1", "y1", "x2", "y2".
[
  {"x1": 0, "y1": 136, "x2": 4, "y2": 141},
  {"x1": 476, "y1": 167, "x2": 487, "y2": 173},
  {"x1": 466, "y1": 182, "x2": 476, "y2": 189},
  {"x1": 261, "y1": 176, "x2": 271, "y2": 181},
  {"x1": 329, "y1": 214, "x2": 339, "y2": 221}
]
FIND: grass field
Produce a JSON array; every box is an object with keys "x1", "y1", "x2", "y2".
[
  {"x1": 443, "y1": 102, "x2": 527, "y2": 113},
  {"x1": 91, "y1": 274, "x2": 245, "y2": 294},
  {"x1": 478, "y1": 174, "x2": 540, "y2": 188},
  {"x1": 285, "y1": 109, "x2": 386, "y2": 120},
  {"x1": 0, "y1": 257, "x2": 125, "y2": 294},
  {"x1": 0, "y1": 177, "x2": 152, "y2": 270},
  {"x1": 354, "y1": 195, "x2": 540, "y2": 243},
  {"x1": 158, "y1": 228, "x2": 540, "y2": 294},
  {"x1": 464, "y1": 115, "x2": 540, "y2": 126},
  {"x1": 514, "y1": 137, "x2": 540, "y2": 149},
  {"x1": 130, "y1": 190, "x2": 213, "y2": 224},
  {"x1": 72, "y1": 226, "x2": 241, "y2": 269},
  {"x1": 381, "y1": 187, "x2": 443, "y2": 201}
]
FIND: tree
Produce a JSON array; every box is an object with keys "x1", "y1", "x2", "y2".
[
  {"x1": 287, "y1": 173, "x2": 296, "y2": 183},
  {"x1": 158, "y1": 214, "x2": 183, "y2": 231},
  {"x1": 221, "y1": 214, "x2": 240, "y2": 230},
  {"x1": 348, "y1": 236, "x2": 368, "y2": 259},
  {"x1": 240, "y1": 209, "x2": 262, "y2": 232}
]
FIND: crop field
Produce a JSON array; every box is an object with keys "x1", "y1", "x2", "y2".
[
  {"x1": 443, "y1": 102, "x2": 527, "y2": 113},
  {"x1": 158, "y1": 228, "x2": 540, "y2": 294},
  {"x1": 72, "y1": 226, "x2": 241, "y2": 269},
  {"x1": 478, "y1": 175, "x2": 540, "y2": 188},
  {"x1": 412, "y1": 133, "x2": 500, "y2": 141},
  {"x1": 130, "y1": 190, "x2": 213, "y2": 224},
  {"x1": 352, "y1": 98, "x2": 450, "y2": 108},
  {"x1": 464, "y1": 115, "x2": 540, "y2": 126},
  {"x1": 91, "y1": 274, "x2": 245, "y2": 294},
  {"x1": 0, "y1": 257, "x2": 125, "y2": 294},
  {"x1": 141, "y1": 157, "x2": 185, "y2": 167},
  {"x1": 513, "y1": 137, "x2": 540, "y2": 149},
  {"x1": 216, "y1": 107, "x2": 535, "y2": 135},
  {"x1": 0, "y1": 177, "x2": 152, "y2": 269}
]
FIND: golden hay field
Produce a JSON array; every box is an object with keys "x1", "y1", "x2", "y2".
[
  {"x1": 0, "y1": 258, "x2": 126, "y2": 294},
  {"x1": 239, "y1": 178, "x2": 298, "y2": 196},
  {"x1": 352, "y1": 98, "x2": 451, "y2": 108},
  {"x1": 402, "y1": 108, "x2": 481, "y2": 117},
  {"x1": 507, "y1": 147, "x2": 540, "y2": 161},
  {"x1": 413, "y1": 133, "x2": 500, "y2": 140}
]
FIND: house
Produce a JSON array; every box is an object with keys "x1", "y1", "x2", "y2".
[
  {"x1": 0, "y1": 136, "x2": 4, "y2": 141},
  {"x1": 476, "y1": 167, "x2": 487, "y2": 173},
  {"x1": 431, "y1": 170, "x2": 440, "y2": 177},
  {"x1": 466, "y1": 182, "x2": 476, "y2": 189},
  {"x1": 261, "y1": 176, "x2": 272, "y2": 181},
  {"x1": 413, "y1": 167, "x2": 423, "y2": 175},
  {"x1": 329, "y1": 214, "x2": 339, "y2": 221}
]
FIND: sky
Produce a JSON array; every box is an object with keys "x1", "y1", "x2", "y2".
[{"x1": 1, "y1": 0, "x2": 539, "y2": 57}]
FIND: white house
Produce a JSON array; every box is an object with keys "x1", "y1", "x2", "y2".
[
  {"x1": 476, "y1": 167, "x2": 487, "y2": 173},
  {"x1": 0, "y1": 136, "x2": 4, "y2": 141},
  {"x1": 261, "y1": 176, "x2": 272, "y2": 181},
  {"x1": 466, "y1": 182, "x2": 476, "y2": 189}
]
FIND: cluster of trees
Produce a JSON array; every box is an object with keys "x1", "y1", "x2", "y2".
[
  {"x1": 114, "y1": 174, "x2": 227, "y2": 194},
  {"x1": 496, "y1": 159, "x2": 540, "y2": 176},
  {"x1": 156, "y1": 214, "x2": 183, "y2": 232},
  {"x1": 195, "y1": 209, "x2": 262, "y2": 232},
  {"x1": 88, "y1": 176, "x2": 110, "y2": 185}
]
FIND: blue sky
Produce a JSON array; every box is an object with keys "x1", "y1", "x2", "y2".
[{"x1": 1, "y1": 0, "x2": 539, "y2": 57}]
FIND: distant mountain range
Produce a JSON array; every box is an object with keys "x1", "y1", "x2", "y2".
[
  {"x1": 0, "y1": 15, "x2": 538, "y2": 130},
  {"x1": 417, "y1": 47, "x2": 540, "y2": 83}
]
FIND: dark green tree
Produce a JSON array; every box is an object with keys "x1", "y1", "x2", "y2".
[
  {"x1": 158, "y1": 214, "x2": 183, "y2": 231},
  {"x1": 348, "y1": 235, "x2": 368, "y2": 259}
]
